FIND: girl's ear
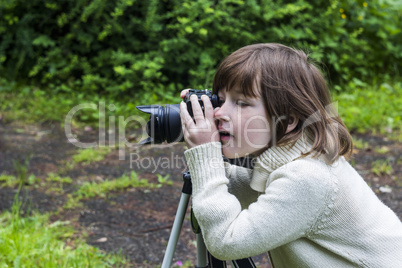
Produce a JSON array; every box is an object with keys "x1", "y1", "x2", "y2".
[{"x1": 285, "y1": 115, "x2": 299, "y2": 134}]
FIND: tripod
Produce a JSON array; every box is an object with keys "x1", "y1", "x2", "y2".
[{"x1": 161, "y1": 171, "x2": 256, "y2": 268}]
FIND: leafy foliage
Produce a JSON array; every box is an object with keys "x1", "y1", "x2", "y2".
[
  {"x1": 334, "y1": 81, "x2": 402, "y2": 134},
  {"x1": 0, "y1": 0, "x2": 400, "y2": 99}
]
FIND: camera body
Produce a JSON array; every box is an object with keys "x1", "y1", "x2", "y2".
[
  {"x1": 136, "y1": 89, "x2": 219, "y2": 144},
  {"x1": 184, "y1": 89, "x2": 220, "y2": 117}
]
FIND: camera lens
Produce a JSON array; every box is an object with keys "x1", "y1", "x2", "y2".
[
  {"x1": 210, "y1": 94, "x2": 219, "y2": 107},
  {"x1": 164, "y1": 104, "x2": 183, "y2": 143},
  {"x1": 136, "y1": 104, "x2": 183, "y2": 144},
  {"x1": 137, "y1": 89, "x2": 219, "y2": 145}
]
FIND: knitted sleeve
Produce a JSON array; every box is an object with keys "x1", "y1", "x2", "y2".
[
  {"x1": 223, "y1": 162, "x2": 259, "y2": 210},
  {"x1": 184, "y1": 142, "x2": 331, "y2": 261}
]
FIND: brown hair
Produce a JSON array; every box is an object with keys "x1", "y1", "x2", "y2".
[{"x1": 212, "y1": 43, "x2": 353, "y2": 163}]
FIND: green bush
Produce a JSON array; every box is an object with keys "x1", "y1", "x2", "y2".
[
  {"x1": 334, "y1": 80, "x2": 402, "y2": 134},
  {"x1": 0, "y1": 0, "x2": 400, "y2": 100}
]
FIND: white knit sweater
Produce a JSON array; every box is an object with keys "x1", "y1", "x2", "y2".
[{"x1": 184, "y1": 140, "x2": 402, "y2": 267}]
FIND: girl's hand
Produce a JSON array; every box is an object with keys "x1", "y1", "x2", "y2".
[
  {"x1": 180, "y1": 93, "x2": 220, "y2": 148},
  {"x1": 180, "y1": 89, "x2": 190, "y2": 99}
]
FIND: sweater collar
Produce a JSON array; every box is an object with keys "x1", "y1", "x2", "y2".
[{"x1": 250, "y1": 136, "x2": 313, "y2": 192}]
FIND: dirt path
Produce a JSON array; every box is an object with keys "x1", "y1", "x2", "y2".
[{"x1": 0, "y1": 121, "x2": 401, "y2": 267}]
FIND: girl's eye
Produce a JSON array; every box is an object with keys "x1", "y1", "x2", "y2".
[{"x1": 236, "y1": 100, "x2": 249, "y2": 107}]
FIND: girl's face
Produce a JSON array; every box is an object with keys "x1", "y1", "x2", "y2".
[{"x1": 215, "y1": 86, "x2": 271, "y2": 158}]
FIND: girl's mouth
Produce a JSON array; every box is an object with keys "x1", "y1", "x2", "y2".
[{"x1": 219, "y1": 131, "x2": 233, "y2": 141}]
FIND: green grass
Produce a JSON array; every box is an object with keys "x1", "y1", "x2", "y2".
[
  {"x1": 1, "y1": 157, "x2": 172, "y2": 210},
  {"x1": 352, "y1": 137, "x2": 370, "y2": 150},
  {"x1": 333, "y1": 80, "x2": 402, "y2": 138},
  {"x1": 370, "y1": 159, "x2": 394, "y2": 176},
  {"x1": 0, "y1": 174, "x2": 20, "y2": 188},
  {"x1": 9, "y1": 156, "x2": 40, "y2": 187},
  {"x1": 0, "y1": 155, "x2": 43, "y2": 188},
  {"x1": 1, "y1": 80, "x2": 400, "y2": 138},
  {"x1": 0, "y1": 86, "x2": 153, "y2": 128},
  {"x1": 44, "y1": 173, "x2": 73, "y2": 194},
  {"x1": 74, "y1": 172, "x2": 151, "y2": 199},
  {"x1": 64, "y1": 172, "x2": 172, "y2": 209},
  {"x1": 72, "y1": 147, "x2": 112, "y2": 165},
  {"x1": 0, "y1": 173, "x2": 72, "y2": 193},
  {"x1": 0, "y1": 170, "x2": 172, "y2": 267},
  {"x1": 374, "y1": 146, "x2": 391, "y2": 154},
  {"x1": 45, "y1": 173, "x2": 73, "y2": 184},
  {"x1": 0, "y1": 197, "x2": 130, "y2": 267}
]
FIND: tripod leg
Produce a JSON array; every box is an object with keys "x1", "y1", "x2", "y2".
[
  {"x1": 191, "y1": 207, "x2": 209, "y2": 267},
  {"x1": 161, "y1": 192, "x2": 191, "y2": 268},
  {"x1": 195, "y1": 232, "x2": 208, "y2": 267}
]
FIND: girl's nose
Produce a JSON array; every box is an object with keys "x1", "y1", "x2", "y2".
[{"x1": 214, "y1": 106, "x2": 230, "y2": 122}]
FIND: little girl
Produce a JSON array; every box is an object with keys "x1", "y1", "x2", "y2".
[{"x1": 180, "y1": 43, "x2": 402, "y2": 267}]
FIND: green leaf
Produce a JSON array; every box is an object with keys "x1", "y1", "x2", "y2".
[{"x1": 32, "y1": 35, "x2": 55, "y2": 48}]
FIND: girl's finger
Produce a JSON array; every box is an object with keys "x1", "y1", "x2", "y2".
[
  {"x1": 190, "y1": 95, "x2": 204, "y2": 122},
  {"x1": 180, "y1": 101, "x2": 193, "y2": 127},
  {"x1": 201, "y1": 95, "x2": 214, "y2": 121},
  {"x1": 180, "y1": 101, "x2": 186, "y2": 127},
  {"x1": 181, "y1": 89, "x2": 191, "y2": 99}
]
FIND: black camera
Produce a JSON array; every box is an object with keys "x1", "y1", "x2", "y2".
[{"x1": 136, "y1": 89, "x2": 220, "y2": 144}]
